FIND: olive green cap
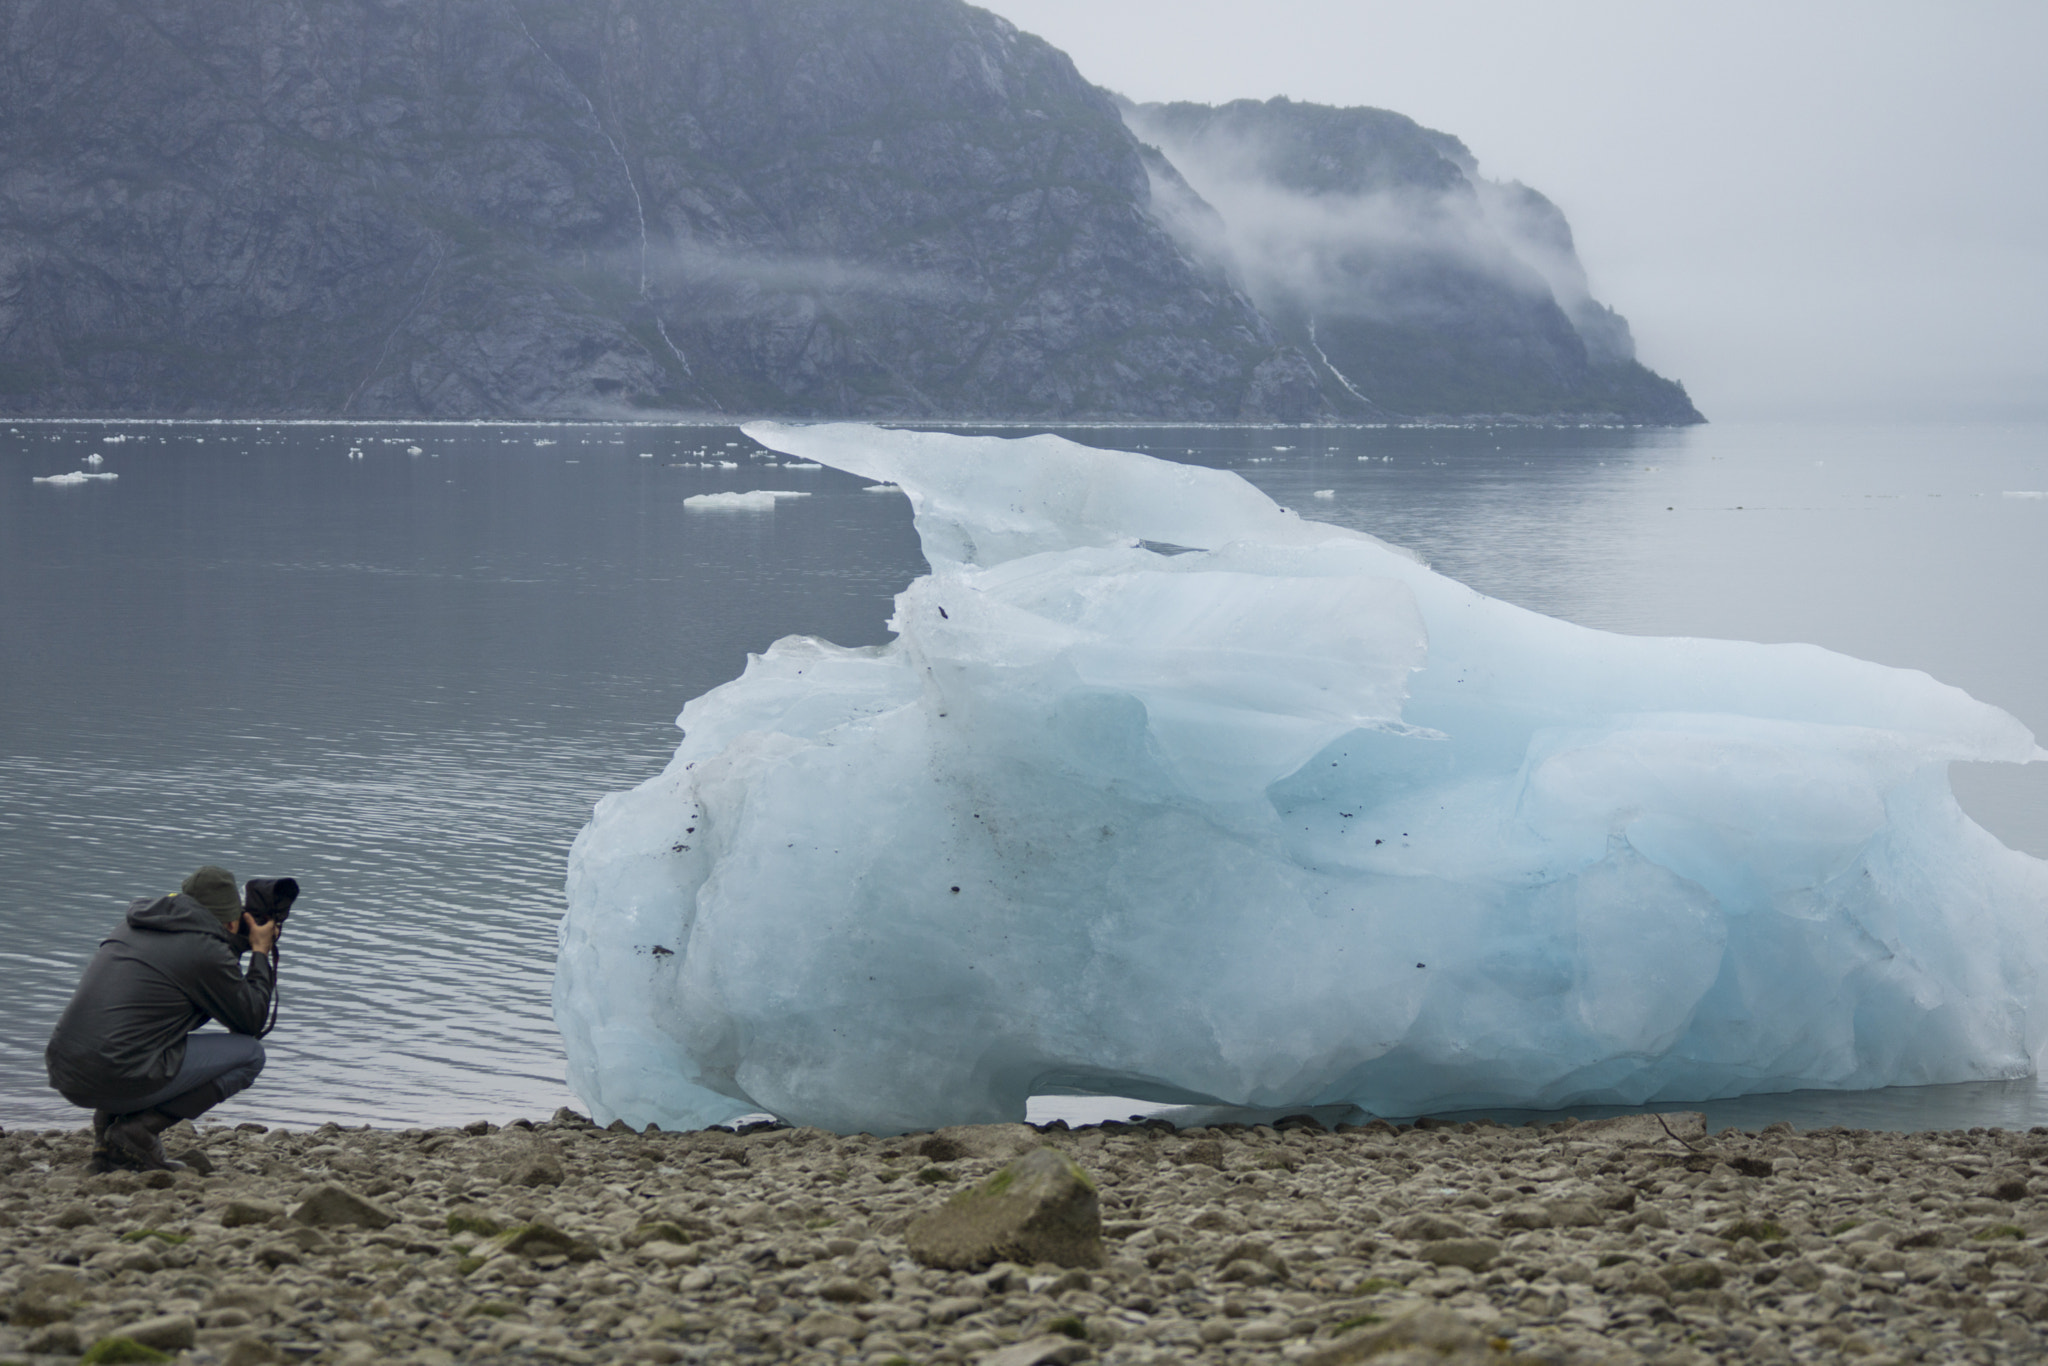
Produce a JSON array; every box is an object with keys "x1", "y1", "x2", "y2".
[{"x1": 181, "y1": 865, "x2": 242, "y2": 929}]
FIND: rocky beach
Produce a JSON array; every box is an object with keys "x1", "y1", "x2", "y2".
[{"x1": 3, "y1": 1109, "x2": 2046, "y2": 1365}]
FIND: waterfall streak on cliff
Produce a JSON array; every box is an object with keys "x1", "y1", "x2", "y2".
[
  {"x1": 1308, "y1": 316, "x2": 1375, "y2": 407},
  {"x1": 512, "y1": 11, "x2": 695, "y2": 380}
]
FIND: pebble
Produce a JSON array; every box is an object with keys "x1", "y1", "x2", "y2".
[{"x1": 0, "y1": 1111, "x2": 2044, "y2": 1363}]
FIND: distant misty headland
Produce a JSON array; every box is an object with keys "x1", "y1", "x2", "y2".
[{"x1": 0, "y1": 0, "x2": 1702, "y2": 425}]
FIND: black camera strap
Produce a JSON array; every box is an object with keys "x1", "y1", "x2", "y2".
[{"x1": 259, "y1": 945, "x2": 281, "y2": 1039}]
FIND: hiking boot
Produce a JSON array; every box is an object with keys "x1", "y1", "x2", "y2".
[
  {"x1": 85, "y1": 1109, "x2": 134, "y2": 1173},
  {"x1": 86, "y1": 1147, "x2": 134, "y2": 1174},
  {"x1": 103, "y1": 1111, "x2": 188, "y2": 1173}
]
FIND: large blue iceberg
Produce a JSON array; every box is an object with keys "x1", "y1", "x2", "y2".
[{"x1": 555, "y1": 424, "x2": 2048, "y2": 1133}]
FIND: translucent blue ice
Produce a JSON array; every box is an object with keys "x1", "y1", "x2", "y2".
[{"x1": 555, "y1": 424, "x2": 2048, "y2": 1133}]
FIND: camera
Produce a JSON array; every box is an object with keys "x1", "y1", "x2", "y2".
[{"x1": 242, "y1": 877, "x2": 300, "y2": 926}]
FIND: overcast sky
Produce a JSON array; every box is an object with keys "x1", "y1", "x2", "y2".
[{"x1": 991, "y1": 0, "x2": 2048, "y2": 423}]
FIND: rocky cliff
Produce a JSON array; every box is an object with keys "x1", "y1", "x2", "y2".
[
  {"x1": 1125, "y1": 98, "x2": 1703, "y2": 423},
  {"x1": 0, "y1": 1, "x2": 1695, "y2": 423},
  {"x1": 0, "y1": 0, "x2": 1320, "y2": 420}
]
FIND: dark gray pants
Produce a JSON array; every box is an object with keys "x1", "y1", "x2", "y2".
[{"x1": 122, "y1": 1032, "x2": 266, "y2": 1120}]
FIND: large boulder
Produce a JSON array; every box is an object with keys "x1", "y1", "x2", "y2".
[
  {"x1": 905, "y1": 1148, "x2": 1103, "y2": 1270},
  {"x1": 289, "y1": 1184, "x2": 395, "y2": 1230}
]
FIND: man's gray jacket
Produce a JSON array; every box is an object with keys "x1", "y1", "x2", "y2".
[{"x1": 44, "y1": 893, "x2": 274, "y2": 1109}]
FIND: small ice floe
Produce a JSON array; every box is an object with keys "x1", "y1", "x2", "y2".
[
  {"x1": 1312, "y1": 489, "x2": 1336, "y2": 499},
  {"x1": 2002, "y1": 491, "x2": 2048, "y2": 499},
  {"x1": 783, "y1": 462, "x2": 823, "y2": 470},
  {"x1": 534, "y1": 438, "x2": 557, "y2": 447},
  {"x1": 863, "y1": 483, "x2": 902, "y2": 493},
  {"x1": 1272, "y1": 445, "x2": 1295, "y2": 451},
  {"x1": 104, "y1": 434, "x2": 129, "y2": 444},
  {"x1": 84, "y1": 452, "x2": 104, "y2": 466},
  {"x1": 347, "y1": 448, "x2": 364, "y2": 460},
  {"x1": 639, "y1": 452, "x2": 655, "y2": 459},
  {"x1": 407, "y1": 445, "x2": 423, "y2": 456},
  {"x1": 718, "y1": 461, "x2": 739, "y2": 469},
  {"x1": 33, "y1": 471, "x2": 118, "y2": 485},
  {"x1": 684, "y1": 490, "x2": 812, "y2": 512}
]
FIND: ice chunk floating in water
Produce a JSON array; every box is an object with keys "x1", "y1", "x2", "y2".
[
  {"x1": 556, "y1": 425, "x2": 2048, "y2": 1134},
  {"x1": 31, "y1": 471, "x2": 117, "y2": 485},
  {"x1": 683, "y1": 489, "x2": 811, "y2": 512}
]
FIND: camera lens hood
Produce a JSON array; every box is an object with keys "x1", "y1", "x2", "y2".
[{"x1": 243, "y1": 876, "x2": 300, "y2": 923}]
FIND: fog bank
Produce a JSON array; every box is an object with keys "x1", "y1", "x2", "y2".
[{"x1": 994, "y1": 0, "x2": 2048, "y2": 422}]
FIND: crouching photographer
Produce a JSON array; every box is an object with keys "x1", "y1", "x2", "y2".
[{"x1": 44, "y1": 865, "x2": 298, "y2": 1172}]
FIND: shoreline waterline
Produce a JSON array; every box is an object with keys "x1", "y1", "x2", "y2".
[{"x1": 13, "y1": 1070, "x2": 2048, "y2": 1141}]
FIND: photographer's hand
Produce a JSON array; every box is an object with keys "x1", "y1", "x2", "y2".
[{"x1": 244, "y1": 915, "x2": 281, "y2": 956}]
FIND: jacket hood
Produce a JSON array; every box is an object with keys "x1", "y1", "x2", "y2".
[{"x1": 126, "y1": 893, "x2": 239, "y2": 941}]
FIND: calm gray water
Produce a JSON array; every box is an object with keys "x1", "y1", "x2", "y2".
[{"x1": 3, "y1": 418, "x2": 2043, "y2": 1133}]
